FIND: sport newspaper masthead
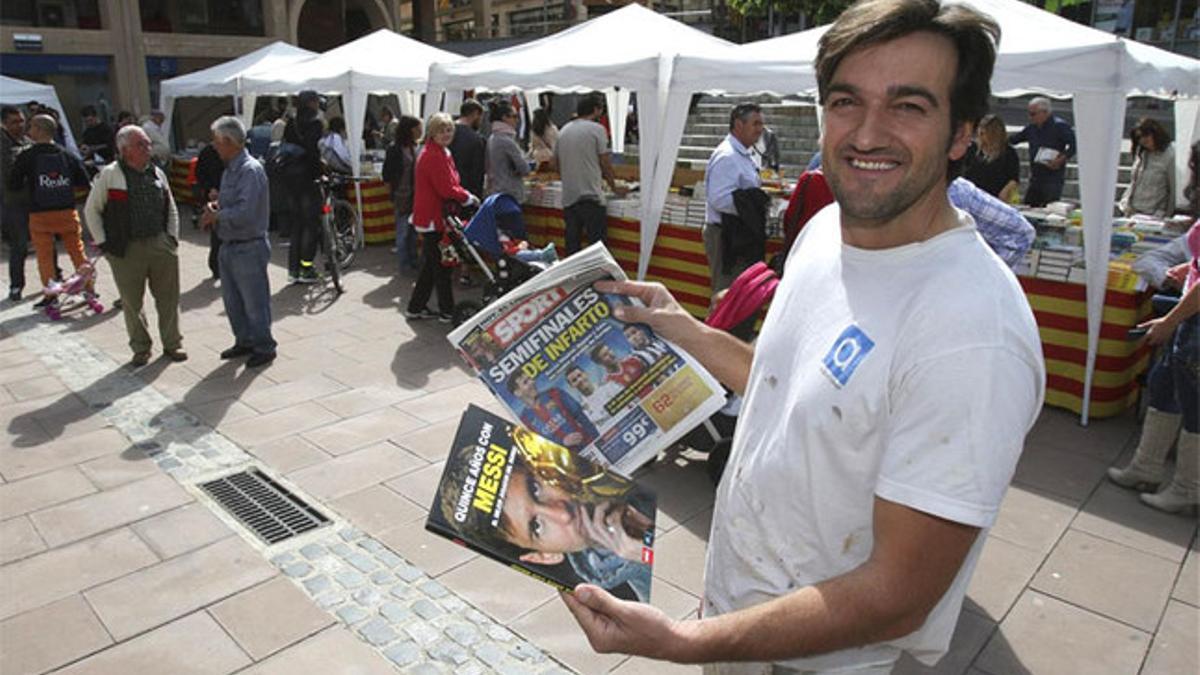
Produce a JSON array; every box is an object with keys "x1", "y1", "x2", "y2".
[{"x1": 447, "y1": 243, "x2": 727, "y2": 476}]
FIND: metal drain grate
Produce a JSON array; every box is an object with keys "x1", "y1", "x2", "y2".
[{"x1": 200, "y1": 468, "x2": 330, "y2": 544}]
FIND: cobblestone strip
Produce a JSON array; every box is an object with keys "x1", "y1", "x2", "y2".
[{"x1": 5, "y1": 310, "x2": 573, "y2": 674}]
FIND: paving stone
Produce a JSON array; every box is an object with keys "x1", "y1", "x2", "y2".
[
  {"x1": 340, "y1": 527, "x2": 363, "y2": 542},
  {"x1": 440, "y1": 596, "x2": 466, "y2": 612},
  {"x1": 335, "y1": 569, "x2": 368, "y2": 589},
  {"x1": 487, "y1": 626, "x2": 515, "y2": 642},
  {"x1": 370, "y1": 570, "x2": 397, "y2": 585},
  {"x1": 474, "y1": 642, "x2": 508, "y2": 667},
  {"x1": 347, "y1": 553, "x2": 380, "y2": 573},
  {"x1": 336, "y1": 605, "x2": 370, "y2": 624},
  {"x1": 445, "y1": 623, "x2": 482, "y2": 647},
  {"x1": 358, "y1": 617, "x2": 400, "y2": 646},
  {"x1": 359, "y1": 538, "x2": 386, "y2": 554},
  {"x1": 383, "y1": 641, "x2": 423, "y2": 668},
  {"x1": 380, "y1": 601, "x2": 414, "y2": 623},
  {"x1": 156, "y1": 457, "x2": 183, "y2": 470},
  {"x1": 396, "y1": 562, "x2": 424, "y2": 582},
  {"x1": 464, "y1": 609, "x2": 489, "y2": 625},
  {"x1": 431, "y1": 639, "x2": 471, "y2": 665},
  {"x1": 303, "y1": 575, "x2": 332, "y2": 595},
  {"x1": 300, "y1": 543, "x2": 328, "y2": 560},
  {"x1": 510, "y1": 642, "x2": 545, "y2": 662},
  {"x1": 376, "y1": 547, "x2": 405, "y2": 566},
  {"x1": 409, "y1": 663, "x2": 444, "y2": 675},
  {"x1": 391, "y1": 585, "x2": 414, "y2": 600},
  {"x1": 330, "y1": 542, "x2": 354, "y2": 557},
  {"x1": 270, "y1": 553, "x2": 295, "y2": 565},
  {"x1": 353, "y1": 588, "x2": 381, "y2": 605},
  {"x1": 405, "y1": 621, "x2": 442, "y2": 645},
  {"x1": 497, "y1": 661, "x2": 537, "y2": 675},
  {"x1": 316, "y1": 593, "x2": 346, "y2": 610},
  {"x1": 420, "y1": 580, "x2": 450, "y2": 599},
  {"x1": 456, "y1": 663, "x2": 485, "y2": 675},
  {"x1": 283, "y1": 562, "x2": 313, "y2": 578},
  {"x1": 413, "y1": 598, "x2": 445, "y2": 620},
  {"x1": 208, "y1": 576, "x2": 336, "y2": 662}
]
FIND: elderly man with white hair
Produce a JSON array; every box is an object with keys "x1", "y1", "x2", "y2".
[
  {"x1": 84, "y1": 124, "x2": 185, "y2": 366},
  {"x1": 1009, "y1": 96, "x2": 1076, "y2": 207},
  {"x1": 200, "y1": 115, "x2": 276, "y2": 368}
]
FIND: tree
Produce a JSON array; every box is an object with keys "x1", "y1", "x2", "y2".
[{"x1": 726, "y1": 0, "x2": 855, "y2": 24}]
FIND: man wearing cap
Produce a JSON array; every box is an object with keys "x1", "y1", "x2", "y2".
[{"x1": 283, "y1": 90, "x2": 325, "y2": 284}]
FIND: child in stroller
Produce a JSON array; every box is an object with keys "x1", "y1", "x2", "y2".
[{"x1": 443, "y1": 193, "x2": 557, "y2": 324}]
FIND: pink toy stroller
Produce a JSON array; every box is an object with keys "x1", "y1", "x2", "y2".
[{"x1": 43, "y1": 251, "x2": 104, "y2": 321}]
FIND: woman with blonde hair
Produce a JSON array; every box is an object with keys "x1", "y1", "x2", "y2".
[
  {"x1": 962, "y1": 114, "x2": 1020, "y2": 203},
  {"x1": 406, "y1": 112, "x2": 479, "y2": 322}
]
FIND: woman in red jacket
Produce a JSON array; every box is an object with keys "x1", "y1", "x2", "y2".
[{"x1": 406, "y1": 112, "x2": 479, "y2": 322}]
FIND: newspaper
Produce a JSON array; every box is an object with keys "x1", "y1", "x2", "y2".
[{"x1": 447, "y1": 243, "x2": 727, "y2": 476}]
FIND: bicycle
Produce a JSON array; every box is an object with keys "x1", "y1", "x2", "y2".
[{"x1": 316, "y1": 174, "x2": 366, "y2": 294}]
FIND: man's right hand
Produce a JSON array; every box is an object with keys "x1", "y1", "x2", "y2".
[{"x1": 594, "y1": 280, "x2": 699, "y2": 347}]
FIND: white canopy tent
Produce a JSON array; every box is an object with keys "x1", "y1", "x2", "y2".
[
  {"x1": 660, "y1": 0, "x2": 1200, "y2": 424},
  {"x1": 241, "y1": 29, "x2": 463, "y2": 176},
  {"x1": 159, "y1": 41, "x2": 315, "y2": 149},
  {"x1": 0, "y1": 75, "x2": 80, "y2": 156},
  {"x1": 425, "y1": 4, "x2": 734, "y2": 276}
]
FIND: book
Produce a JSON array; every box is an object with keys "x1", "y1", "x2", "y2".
[
  {"x1": 447, "y1": 243, "x2": 727, "y2": 476},
  {"x1": 426, "y1": 404, "x2": 657, "y2": 602}
]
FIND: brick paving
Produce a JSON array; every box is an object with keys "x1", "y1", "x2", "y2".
[{"x1": 0, "y1": 220, "x2": 1196, "y2": 674}]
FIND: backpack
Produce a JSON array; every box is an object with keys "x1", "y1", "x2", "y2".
[
  {"x1": 30, "y1": 150, "x2": 76, "y2": 211},
  {"x1": 265, "y1": 141, "x2": 309, "y2": 183}
]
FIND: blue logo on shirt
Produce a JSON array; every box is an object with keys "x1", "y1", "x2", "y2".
[{"x1": 821, "y1": 325, "x2": 875, "y2": 388}]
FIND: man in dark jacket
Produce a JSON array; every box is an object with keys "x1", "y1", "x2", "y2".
[
  {"x1": 195, "y1": 142, "x2": 224, "y2": 279},
  {"x1": 283, "y1": 90, "x2": 325, "y2": 283},
  {"x1": 1, "y1": 105, "x2": 29, "y2": 301},
  {"x1": 79, "y1": 105, "x2": 114, "y2": 163},
  {"x1": 449, "y1": 99, "x2": 486, "y2": 198}
]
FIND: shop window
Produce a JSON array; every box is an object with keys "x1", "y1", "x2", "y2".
[
  {"x1": 444, "y1": 18, "x2": 476, "y2": 41},
  {"x1": 139, "y1": 0, "x2": 265, "y2": 36},
  {"x1": 508, "y1": 4, "x2": 567, "y2": 37},
  {"x1": 0, "y1": 0, "x2": 102, "y2": 29}
]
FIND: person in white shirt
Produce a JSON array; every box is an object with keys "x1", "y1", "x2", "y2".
[
  {"x1": 565, "y1": 363, "x2": 623, "y2": 426},
  {"x1": 703, "y1": 104, "x2": 765, "y2": 291},
  {"x1": 140, "y1": 109, "x2": 170, "y2": 167},
  {"x1": 319, "y1": 116, "x2": 353, "y2": 175},
  {"x1": 560, "y1": 1, "x2": 1045, "y2": 672}
]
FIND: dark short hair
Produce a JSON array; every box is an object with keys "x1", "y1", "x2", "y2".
[
  {"x1": 576, "y1": 92, "x2": 605, "y2": 118},
  {"x1": 816, "y1": 0, "x2": 1000, "y2": 135},
  {"x1": 396, "y1": 114, "x2": 421, "y2": 148},
  {"x1": 490, "y1": 99, "x2": 515, "y2": 121},
  {"x1": 1132, "y1": 117, "x2": 1171, "y2": 152},
  {"x1": 565, "y1": 364, "x2": 585, "y2": 378},
  {"x1": 506, "y1": 369, "x2": 531, "y2": 395},
  {"x1": 728, "y1": 103, "x2": 762, "y2": 132},
  {"x1": 327, "y1": 116, "x2": 346, "y2": 134},
  {"x1": 1, "y1": 105, "x2": 20, "y2": 121},
  {"x1": 81, "y1": 105, "x2": 97, "y2": 117},
  {"x1": 532, "y1": 108, "x2": 552, "y2": 136},
  {"x1": 460, "y1": 98, "x2": 484, "y2": 117}
]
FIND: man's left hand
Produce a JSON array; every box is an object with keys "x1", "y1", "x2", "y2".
[
  {"x1": 1047, "y1": 155, "x2": 1067, "y2": 171},
  {"x1": 561, "y1": 585, "x2": 684, "y2": 660}
]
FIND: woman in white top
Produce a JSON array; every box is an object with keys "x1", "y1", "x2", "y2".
[
  {"x1": 319, "y1": 116, "x2": 353, "y2": 175},
  {"x1": 1121, "y1": 117, "x2": 1176, "y2": 219}
]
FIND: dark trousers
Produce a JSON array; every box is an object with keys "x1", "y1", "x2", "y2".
[
  {"x1": 3, "y1": 204, "x2": 29, "y2": 291},
  {"x1": 564, "y1": 199, "x2": 607, "y2": 255},
  {"x1": 287, "y1": 182, "x2": 321, "y2": 275},
  {"x1": 208, "y1": 227, "x2": 221, "y2": 278},
  {"x1": 1024, "y1": 178, "x2": 1064, "y2": 207},
  {"x1": 408, "y1": 232, "x2": 453, "y2": 314},
  {"x1": 219, "y1": 238, "x2": 277, "y2": 356},
  {"x1": 1147, "y1": 315, "x2": 1200, "y2": 432}
]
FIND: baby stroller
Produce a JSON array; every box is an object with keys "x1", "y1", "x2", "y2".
[{"x1": 444, "y1": 193, "x2": 555, "y2": 326}]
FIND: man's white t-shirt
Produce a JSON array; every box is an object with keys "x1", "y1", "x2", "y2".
[
  {"x1": 576, "y1": 379, "x2": 623, "y2": 426},
  {"x1": 703, "y1": 205, "x2": 1045, "y2": 672}
]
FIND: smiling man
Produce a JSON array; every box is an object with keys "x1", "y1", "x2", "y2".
[{"x1": 560, "y1": 0, "x2": 1045, "y2": 672}]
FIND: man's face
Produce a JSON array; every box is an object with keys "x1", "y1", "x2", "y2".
[
  {"x1": 83, "y1": 114, "x2": 98, "y2": 128},
  {"x1": 821, "y1": 31, "x2": 969, "y2": 226},
  {"x1": 594, "y1": 345, "x2": 617, "y2": 368},
  {"x1": 151, "y1": 112, "x2": 165, "y2": 126},
  {"x1": 623, "y1": 325, "x2": 649, "y2": 350},
  {"x1": 513, "y1": 373, "x2": 537, "y2": 402},
  {"x1": 466, "y1": 111, "x2": 482, "y2": 130},
  {"x1": 565, "y1": 368, "x2": 594, "y2": 396},
  {"x1": 121, "y1": 130, "x2": 153, "y2": 169},
  {"x1": 2, "y1": 112, "x2": 25, "y2": 139},
  {"x1": 502, "y1": 466, "x2": 589, "y2": 554},
  {"x1": 212, "y1": 133, "x2": 240, "y2": 162},
  {"x1": 1027, "y1": 105, "x2": 1049, "y2": 128},
  {"x1": 733, "y1": 111, "x2": 765, "y2": 148}
]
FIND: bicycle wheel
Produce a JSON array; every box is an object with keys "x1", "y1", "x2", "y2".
[
  {"x1": 321, "y1": 214, "x2": 343, "y2": 295},
  {"x1": 332, "y1": 199, "x2": 357, "y2": 270}
]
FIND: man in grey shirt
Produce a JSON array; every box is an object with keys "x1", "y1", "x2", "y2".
[
  {"x1": 1133, "y1": 233, "x2": 1191, "y2": 291},
  {"x1": 201, "y1": 116, "x2": 277, "y2": 368},
  {"x1": 554, "y1": 93, "x2": 625, "y2": 254}
]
